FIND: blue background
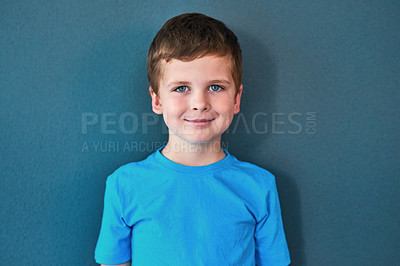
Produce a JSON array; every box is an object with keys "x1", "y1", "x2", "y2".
[{"x1": 1, "y1": 1, "x2": 399, "y2": 265}]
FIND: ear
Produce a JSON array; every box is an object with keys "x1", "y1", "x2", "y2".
[
  {"x1": 233, "y1": 84, "x2": 243, "y2": 114},
  {"x1": 149, "y1": 86, "x2": 163, "y2": 114}
]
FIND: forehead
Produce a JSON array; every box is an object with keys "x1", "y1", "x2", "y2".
[{"x1": 159, "y1": 55, "x2": 233, "y2": 85}]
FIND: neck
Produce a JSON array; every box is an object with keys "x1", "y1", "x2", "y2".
[{"x1": 161, "y1": 139, "x2": 226, "y2": 166}]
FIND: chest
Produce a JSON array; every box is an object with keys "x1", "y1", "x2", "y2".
[{"x1": 124, "y1": 176, "x2": 257, "y2": 234}]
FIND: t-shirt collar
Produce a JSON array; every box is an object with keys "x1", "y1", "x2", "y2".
[{"x1": 152, "y1": 145, "x2": 234, "y2": 175}]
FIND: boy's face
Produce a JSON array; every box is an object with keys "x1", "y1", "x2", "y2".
[{"x1": 150, "y1": 55, "x2": 242, "y2": 146}]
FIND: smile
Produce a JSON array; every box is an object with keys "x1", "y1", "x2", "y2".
[{"x1": 184, "y1": 118, "x2": 215, "y2": 127}]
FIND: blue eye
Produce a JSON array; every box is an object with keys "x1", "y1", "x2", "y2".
[
  {"x1": 209, "y1": 85, "x2": 223, "y2": 91},
  {"x1": 175, "y1": 86, "x2": 189, "y2": 92}
]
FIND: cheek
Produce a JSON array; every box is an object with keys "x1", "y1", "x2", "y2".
[
  {"x1": 162, "y1": 112, "x2": 176, "y2": 130},
  {"x1": 161, "y1": 104, "x2": 184, "y2": 124},
  {"x1": 216, "y1": 98, "x2": 236, "y2": 113},
  {"x1": 165, "y1": 96, "x2": 186, "y2": 108},
  {"x1": 216, "y1": 104, "x2": 236, "y2": 124}
]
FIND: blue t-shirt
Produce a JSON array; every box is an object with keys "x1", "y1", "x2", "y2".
[{"x1": 95, "y1": 147, "x2": 290, "y2": 265}]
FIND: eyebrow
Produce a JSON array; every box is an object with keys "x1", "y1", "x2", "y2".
[
  {"x1": 167, "y1": 81, "x2": 191, "y2": 88},
  {"x1": 209, "y1": 79, "x2": 232, "y2": 86},
  {"x1": 167, "y1": 79, "x2": 232, "y2": 88}
]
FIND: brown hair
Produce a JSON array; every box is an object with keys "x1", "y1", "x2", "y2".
[{"x1": 147, "y1": 13, "x2": 242, "y2": 95}]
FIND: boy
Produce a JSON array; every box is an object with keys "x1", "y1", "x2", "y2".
[{"x1": 95, "y1": 13, "x2": 290, "y2": 266}]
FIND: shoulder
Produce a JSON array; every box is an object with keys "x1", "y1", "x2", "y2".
[
  {"x1": 106, "y1": 152, "x2": 156, "y2": 188},
  {"x1": 223, "y1": 154, "x2": 280, "y2": 220},
  {"x1": 228, "y1": 154, "x2": 276, "y2": 188}
]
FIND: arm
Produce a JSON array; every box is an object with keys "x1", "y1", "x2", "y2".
[
  {"x1": 101, "y1": 262, "x2": 131, "y2": 266},
  {"x1": 95, "y1": 175, "x2": 132, "y2": 266},
  {"x1": 254, "y1": 178, "x2": 291, "y2": 265}
]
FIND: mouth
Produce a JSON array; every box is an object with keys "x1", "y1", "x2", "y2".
[{"x1": 184, "y1": 118, "x2": 215, "y2": 127}]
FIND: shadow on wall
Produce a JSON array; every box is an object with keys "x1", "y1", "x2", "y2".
[{"x1": 223, "y1": 30, "x2": 306, "y2": 265}]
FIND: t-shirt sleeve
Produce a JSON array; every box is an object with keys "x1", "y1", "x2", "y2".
[
  {"x1": 254, "y1": 178, "x2": 291, "y2": 266},
  {"x1": 94, "y1": 174, "x2": 132, "y2": 265}
]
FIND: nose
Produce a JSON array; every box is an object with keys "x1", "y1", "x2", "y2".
[{"x1": 191, "y1": 90, "x2": 210, "y2": 111}]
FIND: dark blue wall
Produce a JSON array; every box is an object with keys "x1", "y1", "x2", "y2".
[{"x1": 1, "y1": 1, "x2": 399, "y2": 265}]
